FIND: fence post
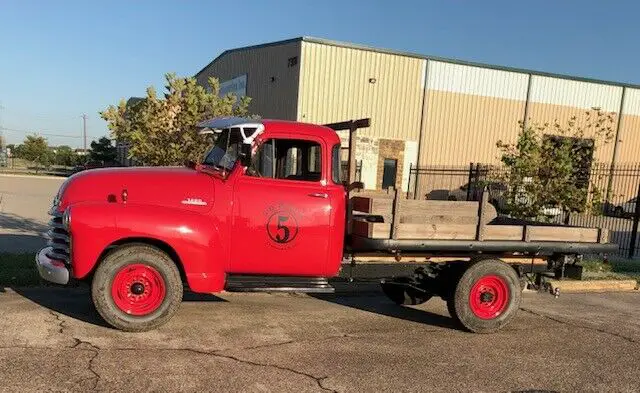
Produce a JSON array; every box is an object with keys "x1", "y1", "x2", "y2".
[
  {"x1": 473, "y1": 164, "x2": 482, "y2": 200},
  {"x1": 466, "y1": 162, "x2": 474, "y2": 201},
  {"x1": 628, "y1": 182, "x2": 640, "y2": 258},
  {"x1": 414, "y1": 162, "x2": 421, "y2": 200},
  {"x1": 406, "y1": 162, "x2": 413, "y2": 199}
]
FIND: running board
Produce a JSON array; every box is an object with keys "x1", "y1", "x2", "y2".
[{"x1": 224, "y1": 275, "x2": 335, "y2": 293}]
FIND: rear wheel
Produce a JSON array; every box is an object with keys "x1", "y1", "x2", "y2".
[
  {"x1": 447, "y1": 259, "x2": 521, "y2": 334},
  {"x1": 91, "y1": 244, "x2": 183, "y2": 332}
]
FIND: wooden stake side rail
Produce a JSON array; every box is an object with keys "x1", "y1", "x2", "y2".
[{"x1": 350, "y1": 191, "x2": 609, "y2": 244}]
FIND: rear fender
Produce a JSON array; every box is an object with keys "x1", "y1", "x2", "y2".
[{"x1": 69, "y1": 202, "x2": 225, "y2": 292}]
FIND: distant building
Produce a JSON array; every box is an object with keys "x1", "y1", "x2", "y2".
[{"x1": 195, "y1": 36, "x2": 640, "y2": 193}]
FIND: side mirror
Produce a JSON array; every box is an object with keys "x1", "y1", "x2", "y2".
[{"x1": 239, "y1": 143, "x2": 252, "y2": 167}]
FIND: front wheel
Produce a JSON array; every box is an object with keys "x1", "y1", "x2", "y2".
[
  {"x1": 447, "y1": 259, "x2": 521, "y2": 334},
  {"x1": 91, "y1": 244, "x2": 183, "y2": 332}
]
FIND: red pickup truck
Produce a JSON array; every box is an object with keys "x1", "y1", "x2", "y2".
[{"x1": 36, "y1": 117, "x2": 616, "y2": 334}]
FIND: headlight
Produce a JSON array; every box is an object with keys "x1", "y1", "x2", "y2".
[{"x1": 62, "y1": 208, "x2": 71, "y2": 230}]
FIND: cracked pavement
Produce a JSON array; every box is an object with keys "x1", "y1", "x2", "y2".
[{"x1": 0, "y1": 288, "x2": 639, "y2": 392}]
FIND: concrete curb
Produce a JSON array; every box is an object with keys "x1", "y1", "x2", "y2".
[{"x1": 548, "y1": 279, "x2": 638, "y2": 293}]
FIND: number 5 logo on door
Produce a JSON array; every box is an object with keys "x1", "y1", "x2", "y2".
[{"x1": 265, "y1": 204, "x2": 300, "y2": 249}]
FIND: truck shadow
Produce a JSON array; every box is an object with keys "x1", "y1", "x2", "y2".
[
  {"x1": 310, "y1": 287, "x2": 461, "y2": 331},
  {"x1": 11, "y1": 287, "x2": 226, "y2": 329}
]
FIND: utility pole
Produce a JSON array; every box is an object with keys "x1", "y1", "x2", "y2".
[
  {"x1": 82, "y1": 114, "x2": 87, "y2": 162},
  {"x1": 0, "y1": 101, "x2": 4, "y2": 144},
  {"x1": 0, "y1": 101, "x2": 5, "y2": 166}
]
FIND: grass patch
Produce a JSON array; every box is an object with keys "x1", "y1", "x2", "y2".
[
  {"x1": 0, "y1": 252, "x2": 41, "y2": 287},
  {"x1": 582, "y1": 257, "x2": 640, "y2": 284}
]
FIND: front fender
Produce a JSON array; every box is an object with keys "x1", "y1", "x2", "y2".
[{"x1": 69, "y1": 202, "x2": 225, "y2": 292}]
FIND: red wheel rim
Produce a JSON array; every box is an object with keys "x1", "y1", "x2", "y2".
[
  {"x1": 469, "y1": 275, "x2": 509, "y2": 320},
  {"x1": 111, "y1": 264, "x2": 166, "y2": 316}
]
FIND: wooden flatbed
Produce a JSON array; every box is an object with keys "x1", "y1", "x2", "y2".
[{"x1": 346, "y1": 189, "x2": 617, "y2": 256}]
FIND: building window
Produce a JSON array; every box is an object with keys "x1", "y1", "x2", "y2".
[{"x1": 382, "y1": 158, "x2": 398, "y2": 190}]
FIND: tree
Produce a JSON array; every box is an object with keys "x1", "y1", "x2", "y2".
[
  {"x1": 89, "y1": 137, "x2": 117, "y2": 164},
  {"x1": 100, "y1": 73, "x2": 253, "y2": 166},
  {"x1": 495, "y1": 108, "x2": 616, "y2": 220},
  {"x1": 21, "y1": 134, "x2": 54, "y2": 171},
  {"x1": 53, "y1": 145, "x2": 75, "y2": 166},
  {"x1": 10, "y1": 144, "x2": 24, "y2": 159}
]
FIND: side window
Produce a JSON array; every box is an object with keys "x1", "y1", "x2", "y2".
[
  {"x1": 331, "y1": 144, "x2": 341, "y2": 184},
  {"x1": 248, "y1": 138, "x2": 322, "y2": 182}
]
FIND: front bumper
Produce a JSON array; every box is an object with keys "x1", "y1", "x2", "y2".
[{"x1": 35, "y1": 247, "x2": 70, "y2": 285}]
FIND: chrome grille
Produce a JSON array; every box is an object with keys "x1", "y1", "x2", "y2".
[{"x1": 46, "y1": 211, "x2": 70, "y2": 264}]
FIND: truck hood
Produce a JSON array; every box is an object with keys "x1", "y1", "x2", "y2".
[{"x1": 55, "y1": 167, "x2": 215, "y2": 213}]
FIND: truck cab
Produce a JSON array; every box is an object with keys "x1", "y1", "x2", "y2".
[{"x1": 36, "y1": 117, "x2": 346, "y2": 331}]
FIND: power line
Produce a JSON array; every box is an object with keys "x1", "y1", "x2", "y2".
[
  {"x1": 0, "y1": 107, "x2": 80, "y2": 121},
  {"x1": 0, "y1": 126, "x2": 104, "y2": 139}
]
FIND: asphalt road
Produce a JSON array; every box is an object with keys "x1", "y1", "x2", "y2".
[
  {"x1": 1, "y1": 287, "x2": 639, "y2": 393},
  {"x1": 0, "y1": 174, "x2": 65, "y2": 253}
]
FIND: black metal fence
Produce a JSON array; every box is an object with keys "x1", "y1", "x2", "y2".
[
  {"x1": 341, "y1": 160, "x2": 362, "y2": 183},
  {"x1": 406, "y1": 162, "x2": 640, "y2": 258}
]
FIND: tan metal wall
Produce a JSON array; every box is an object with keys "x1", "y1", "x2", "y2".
[
  {"x1": 195, "y1": 41, "x2": 302, "y2": 120},
  {"x1": 297, "y1": 42, "x2": 425, "y2": 141},
  {"x1": 616, "y1": 88, "x2": 640, "y2": 164},
  {"x1": 200, "y1": 38, "x2": 640, "y2": 196},
  {"x1": 526, "y1": 75, "x2": 624, "y2": 163},
  {"x1": 418, "y1": 61, "x2": 529, "y2": 166}
]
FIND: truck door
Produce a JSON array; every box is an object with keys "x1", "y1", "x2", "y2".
[{"x1": 230, "y1": 136, "x2": 333, "y2": 276}]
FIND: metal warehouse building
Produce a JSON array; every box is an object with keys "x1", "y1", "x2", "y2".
[{"x1": 195, "y1": 36, "x2": 640, "y2": 193}]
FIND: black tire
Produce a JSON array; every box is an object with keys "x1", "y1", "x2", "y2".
[
  {"x1": 91, "y1": 244, "x2": 183, "y2": 332},
  {"x1": 381, "y1": 279, "x2": 432, "y2": 306},
  {"x1": 446, "y1": 297, "x2": 460, "y2": 324},
  {"x1": 448, "y1": 259, "x2": 521, "y2": 334}
]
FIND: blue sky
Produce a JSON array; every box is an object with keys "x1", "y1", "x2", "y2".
[{"x1": 1, "y1": 0, "x2": 639, "y2": 147}]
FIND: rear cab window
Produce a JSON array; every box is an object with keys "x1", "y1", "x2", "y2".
[{"x1": 331, "y1": 144, "x2": 341, "y2": 184}]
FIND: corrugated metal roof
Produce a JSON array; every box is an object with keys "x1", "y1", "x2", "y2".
[{"x1": 195, "y1": 36, "x2": 640, "y2": 90}]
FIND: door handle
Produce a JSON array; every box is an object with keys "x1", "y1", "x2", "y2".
[{"x1": 308, "y1": 192, "x2": 328, "y2": 199}]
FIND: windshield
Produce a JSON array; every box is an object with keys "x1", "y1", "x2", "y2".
[{"x1": 202, "y1": 128, "x2": 243, "y2": 170}]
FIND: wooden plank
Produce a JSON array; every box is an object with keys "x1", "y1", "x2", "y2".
[
  {"x1": 351, "y1": 220, "x2": 391, "y2": 239},
  {"x1": 484, "y1": 225, "x2": 525, "y2": 241},
  {"x1": 598, "y1": 228, "x2": 609, "y2": 243},
  {"x1": 350, "y1": 197, "x2": 393, "y2": 214},
  {"x1": 348, "y1": 126, "x2": 357, "y2": 184},
  {"x1": 396, "y1": 224, "x2": 477, "y2": 240},
  {"x1": 476, "y1": 189, "x2": 489, "y2": 240},
  {"x1": 351, "y1": 219, "x2": 373, "y2": 238},
  {"x1": 390, "y1": 189, "x2": 401, "y2": 240},
  {"x1": 351, "y1": 197, "x2": 497, "y2": 223},
  {"x1": 349, "y1": 190, "x2": 395, "y2": 199},
  {"x1": 350, "y1": 255, "x2": 548, "y2": 265},
  {"x1": 526, "y1": 226, "x2": 599, "y2": 242},
  {"x1": 401, "y1": 215, "x2": 478, "y2": 225},
  {"x1": 346, "y1": 198, "x2": 353, "y2": 235},
  {"x1": 523, "y1": 225, "x2": 531, "y2": 242}
]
